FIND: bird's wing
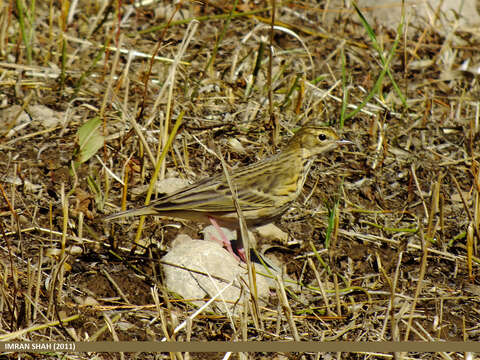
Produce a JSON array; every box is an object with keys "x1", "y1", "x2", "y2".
[
  {"x1": 151, "y1": 176, "x2": 275, "y2": 213},
  {"x1": 151, "y1": 154, "x2": 303, "y2": 214},
  {"x1": 151, "y1": 169, "x2": 287, "y2": 213},
  {"x1": 150, "y1": 175, "x2": 231, "y2": 210}
]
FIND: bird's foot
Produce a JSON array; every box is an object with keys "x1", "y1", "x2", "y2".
[{"x1": 207, "y1": 216, "x2": 243, "y2": 262}]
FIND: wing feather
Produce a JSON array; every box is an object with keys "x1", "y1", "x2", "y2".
[{"x1": 149, "y1": 150, "x2": 304, "y2": 214}]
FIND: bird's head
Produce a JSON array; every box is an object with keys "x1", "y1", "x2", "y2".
[{"x1": 288, "y1": 126, "x2": 351, "y2": 158}]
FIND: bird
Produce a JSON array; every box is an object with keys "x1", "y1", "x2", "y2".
[{"x1": 105, "y1": 125, "x2": 350, "y2": 261}]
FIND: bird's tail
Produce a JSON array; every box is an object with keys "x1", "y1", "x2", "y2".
[{"x1": 103, "y1": 205, "x2": 156, "y2": 221}]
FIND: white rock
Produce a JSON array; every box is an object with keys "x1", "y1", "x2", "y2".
[
  {"x1": 227, "y1": 137, "x2": 246, "y2": 154},
  {"x1": 355, "y1": 0, "x2": 479, "y2": 32},
  {"x1": 130, "y1": 177, "x2": 190, "y2": 198},
  {"x1": 161, "y1": 235, "x2": 278, "y2": 314},
  {"x1": 0, "y1": 105, "x2": 30, "y2": 138},
  {"x1": 29, "y1": 105, "x2": 64, "y2": 129},
  {"x1": 202, "y1": 225, "x2": 236, "y2": 243},
  {"x1": 255, "y1": 223, "x2": 289, "y2": 244},
  {"x1": 321, "y1": 1, "x2": 479, "y2": 35},
  {"x1": 155, "y1": 177, "x2": 190, "y2": 194}
]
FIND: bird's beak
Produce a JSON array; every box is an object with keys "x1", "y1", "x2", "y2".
[{"x1": 336, "y1": 139, "x2": 353, "y2": 145}]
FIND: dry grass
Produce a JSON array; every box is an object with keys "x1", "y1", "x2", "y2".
[{"x1": 0, "y1": 1, "x2": 479, "y2": 359}]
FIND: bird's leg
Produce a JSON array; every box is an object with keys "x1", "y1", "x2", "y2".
[
  {"x1": 234, "y1": 229, "x2": 246, "y2": 262},
  {"x1": 207, "y1": 216, "x2": 241, "y2": 262}
]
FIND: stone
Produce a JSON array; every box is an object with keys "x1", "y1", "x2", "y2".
[{"x1": 161, "y1": 235, "x2": 280, "y2": 314}]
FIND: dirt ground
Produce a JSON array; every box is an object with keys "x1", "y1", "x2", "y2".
[{"x1": 0, "y1": 1, "x2": 479, "y2": 359}]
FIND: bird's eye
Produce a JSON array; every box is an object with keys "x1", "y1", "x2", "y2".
[{"x1": 318, "y1": 134, "x2": 327, "y2": 141}]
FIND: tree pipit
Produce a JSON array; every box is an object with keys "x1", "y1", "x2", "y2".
[{"x1": 105, "y1": 126, "x2": 350, "y2": 261}]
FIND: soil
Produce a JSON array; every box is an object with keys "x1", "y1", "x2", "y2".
[{"x1": 0, "y1": 1, "x2": 479, "y2": 359}]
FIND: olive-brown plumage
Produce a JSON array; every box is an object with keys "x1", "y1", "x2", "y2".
[{"x1": 105, "y1": 126, "x2": 349, "y2": 260}]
